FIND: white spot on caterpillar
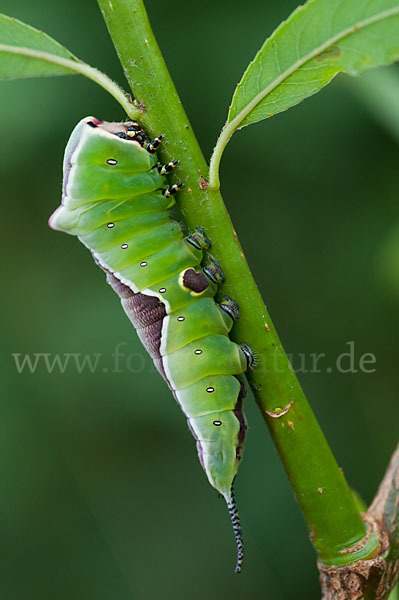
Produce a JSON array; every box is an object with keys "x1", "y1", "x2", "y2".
[
  {"x1": 206, "y1": 387, "x2": 215, "y2": 393},
  {"x1": 159, "y1": 288, "x2": 166, "y2": 293},
  {"x1": 140, "y1": 261, "x2": 148, "y2": 267},
  {"x1": 213, "y1": 420, "x2": 222, "y2": 426},
  {"x1": 121, "y1": 243, "x2": 128, "y2": 249},
  {"x1": 107, "y1": 222, "x2": 115, "y2": 228},
  {"x1": 106, "y1": 158, "x2": 118, "y2": 165},
  {"x1": 194, "y1": 349, "x2": 202, "y2": 355},
  {"x1": 177, "y1": 316, "x2": 185, "y2": 321}
]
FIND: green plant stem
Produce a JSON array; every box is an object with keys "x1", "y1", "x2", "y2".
[
  {"x1": 0, "y1": 44, "x2": 139, "y2": 120},
  {"x1": 97, "y1": 0, "x2": 378, "y2": 566}
]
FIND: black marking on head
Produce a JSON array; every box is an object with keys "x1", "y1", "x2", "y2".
[
  {"x1": 113, "y1": 125, "x2": 146, "y2": 145},
  {"x1": 133, "y1": 133, "x2": 146, "y2": 145},
  {"x1": 206, "y1": 387, "x2": 214, "y2": 393},
  {"x1": 116, "y1": 131, "x2": 131, "y2": 140},
  {"x1": 182, "y1": 269, "x2": 209, "y2": 293},
  {"x1": 90, "y1": 120, "x2": 147, "y2": 146},
  {"x1": 213, "y1": 420, "x2": 222, "y2": 426},
  {"x1": 227, "y1": 485, "x2": 244, "y2": 574},
  {"x1": 122, "y1": 123, "x2": 146, "y2": 144}
]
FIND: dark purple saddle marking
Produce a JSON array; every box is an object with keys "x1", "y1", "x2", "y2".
[
  {"x1": 182, "y1": 268, "x2": 209, "y2": 293},
  {"x1": 97, "y1": 264, "x2": 171, "y2": 388}
]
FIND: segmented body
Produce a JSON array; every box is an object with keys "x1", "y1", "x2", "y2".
[{"x1": 50, "y1": 117, "x2": 248, "y2": 570}]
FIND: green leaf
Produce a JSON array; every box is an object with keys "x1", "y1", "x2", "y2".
[
  {"x1": 228, "y1": 0, "x2": 399, "y2": 128},
  {"x1": 0, "y1": 13, "x2": 79, "y2": 78},
  {"x1": 0, "y1": 14, "x2": 140, "y2": 119}
]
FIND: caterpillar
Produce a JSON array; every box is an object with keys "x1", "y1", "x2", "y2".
[{"x1": 49, "y1": 117, "x2": 254, "y2": 572}]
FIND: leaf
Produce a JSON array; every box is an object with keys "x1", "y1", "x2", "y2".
[
  {"x1": 228, "y1": 0, "x2": 399, "y2": 128},
  {"x1": 0, "y1": 14, "x2": 139, "y2": 120},
  {"x1": 0, "y1": 13, "x2": 79, "y2": 79}
]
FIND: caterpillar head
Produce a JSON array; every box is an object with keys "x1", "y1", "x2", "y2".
[
  {"x1": 49, "y1": 116, "x2": 161, "y2": 231},
  {"x1": 88, "y1": 118, "x2": 148, "y2": 147}
]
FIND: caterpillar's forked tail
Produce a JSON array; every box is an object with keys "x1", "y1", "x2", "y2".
[{"x1": 227, "y1": 485, "x2": 244, "y2": 573}]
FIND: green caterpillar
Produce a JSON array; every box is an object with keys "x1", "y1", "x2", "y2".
[{"x1": 49, "y1": 117, "x2": 254, "y2": 572}]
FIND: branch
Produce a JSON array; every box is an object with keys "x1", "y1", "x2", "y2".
[
  {"x1": 319, "y1": 444, "x2": 399, "y2": 599},
  {"x1": 96, "y1": 0, "x2": 378, "y2": 567}
]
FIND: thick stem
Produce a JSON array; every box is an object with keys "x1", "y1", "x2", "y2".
[{"x1": 97, "y1": 0, "x2": 376, "y2": 565}]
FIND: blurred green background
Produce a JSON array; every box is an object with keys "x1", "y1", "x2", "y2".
[{"x1": 1, "y1": 1, "x2": 398, "y2": 598}]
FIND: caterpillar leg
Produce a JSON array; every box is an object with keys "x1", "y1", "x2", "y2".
[
  {"x1": 239, "y1": 343, "x2": 256, "y2": 368},
  {"x1": 159, "y1": 159, "x2": 179, "y2": 175},
  {"x1": 203, "y1": 255, "x2": 225, "y2": 284},
  {"x1": 147, "y1": 134, "x2": 163, "y2": 153},
  {"x1": 219, "y1": 296, "x2": 239, "y2": 321},
  {"x1": 162, "y1": 182, "x2": 183, "y2": 198},
  {"x1": 186, "y1": 226, "x2": 211, "y2": 251}
]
